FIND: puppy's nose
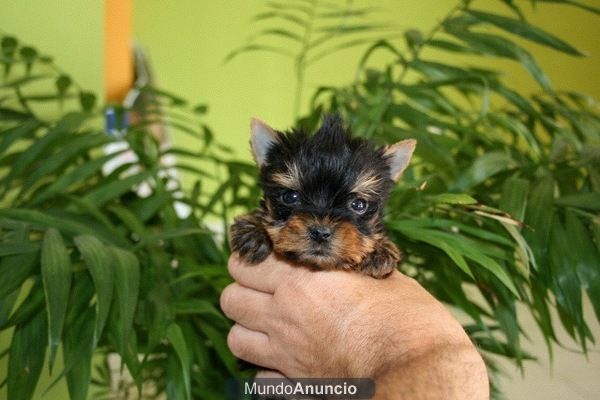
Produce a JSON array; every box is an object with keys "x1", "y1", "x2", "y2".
[{"x1": 308, "y1": 226, "x2": 332, "y2": 243}]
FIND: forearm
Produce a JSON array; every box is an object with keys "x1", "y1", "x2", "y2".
[{"x1": 375, "y1": 343, "x2": 489, "y2": 400}]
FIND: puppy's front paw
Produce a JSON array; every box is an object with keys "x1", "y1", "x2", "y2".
[
  {"x1": 358, "y1": 239, "x2": 402, "y2": 279},
  {"x1": 230, "y1": 214, "x2": 272, "y2": 264}
]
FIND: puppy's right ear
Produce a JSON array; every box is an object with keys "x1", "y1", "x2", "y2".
[
  {"x1": 383, "y1": 139, "x2": 416, "y2": 182},
  {"x1": 250, "y1": 118, "x2": 279, "y2": 168}
]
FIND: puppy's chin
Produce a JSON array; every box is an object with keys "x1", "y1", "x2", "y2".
[
  {"x1": 279, "y1": 248, "x2": 347, "y2": 270},
  {"x1": 266, "y1": 216, "x2": 379, "y2": 269}
]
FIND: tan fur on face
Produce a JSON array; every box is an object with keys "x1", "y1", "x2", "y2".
[
  {"x1": 351, "y1": 172, "x2": 383, "y2": 200},
  {"x1": 330, "y1": 221, "x2": 378, "y2": 266},
  {"x1": 266, "y1": 214, "x2": 379, "y2": 270},
  {"x1": 266, "y1": 215, "x2": 309, "y2": 253},
  {"x1": 271, "y1": 162, "x2": 302, "y2": 190}
]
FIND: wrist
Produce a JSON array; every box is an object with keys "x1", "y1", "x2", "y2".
[
  {"x1": 376, "y1": 304, "x2": 474, "y2": 379},
  {"x1": 374, "y1": 342, "x2": 489, "y2": 400}
]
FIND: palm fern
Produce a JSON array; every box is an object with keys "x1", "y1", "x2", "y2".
[{"x1": 0, "y1": 35, "x2": 257, "y2": 400}]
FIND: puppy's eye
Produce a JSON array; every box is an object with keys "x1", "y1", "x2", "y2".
[
  {"x1": 282, "y1": 190, "x2": 301, "y2": 205},
  {"x1": 350, "y1": 198, "x2": 368, "y2": 214}
]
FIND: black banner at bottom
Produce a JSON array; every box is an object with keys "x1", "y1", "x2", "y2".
[{"x1": 226, "y1": 378, "x2": 376, "y2": 399}]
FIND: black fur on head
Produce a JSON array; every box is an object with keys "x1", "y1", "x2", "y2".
[
  {"x1": 262, "y1": 114, "x2": 392, "y2": 234},
  {"x1": 231, "y1": 114, "x2": 415, "y2": 277}
]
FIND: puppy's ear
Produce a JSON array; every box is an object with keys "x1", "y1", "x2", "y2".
[
  {"x1": 250, "y1": 118, "x2": 279, "y2": 168},
  {"x1": 383, "y1": 139, "x2": 416, "y2": 181}
]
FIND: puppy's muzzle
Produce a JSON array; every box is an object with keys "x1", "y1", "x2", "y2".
[{"x1": 308, "y1": 226, "x2": 332, "y2": 244}]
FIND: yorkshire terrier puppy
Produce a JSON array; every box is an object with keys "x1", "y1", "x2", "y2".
[{"x1": 230, "y1": 114, "x2": 416, "y2": 278}]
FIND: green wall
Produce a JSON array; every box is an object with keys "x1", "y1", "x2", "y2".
[
  {"x1": 0, "y1": 0, "x2": 104, "y2": 97},
  {"x1": 133, "y1": 0, "x2": 600, "y2": 190},
  {"x1": 2, "y1": 0, "x2": 598, "y2": 189}
]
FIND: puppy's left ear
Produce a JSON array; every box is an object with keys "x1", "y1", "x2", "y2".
[
  {"x1": 250, "y1": 118, "x2": 279, "y2": 168},
  {"x1": 384, "y1": 139, "x2": 416, "y2": 181}
]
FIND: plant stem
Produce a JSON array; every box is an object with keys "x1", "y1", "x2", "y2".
[
  {"x1": 293, "y1": 0, "x2": 357, "y2": 120},
  {"x1": 401, "y1": 0, "x2": 472, "y2": 83},
  {"x1": 293, "y1": 0, "x2": 318, "y2": 119},
  {"x1": 363, "y1": 0, "x2": 472, "y2": 137}
]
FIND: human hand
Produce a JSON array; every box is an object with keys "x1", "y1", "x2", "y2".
[{"x1": 220, "y1": 254, "x2": 488, "y2": 398}]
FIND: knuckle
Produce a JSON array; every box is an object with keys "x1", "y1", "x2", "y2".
[
  {"x1": 226, "y1": 328, "x2": 240, "y2": 355},
  {"x1": 227, "y1": 255, "x2": 237, "y2": 276},
  {"x1": 227, "y1": 326, "x2": 246, "y2": 358},
  {"x1": 220, "y1": 284, "x2": 236, "y2": 316}
]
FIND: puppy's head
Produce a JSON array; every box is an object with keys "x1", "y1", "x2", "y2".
[{"x1": 250, "y1": 114, "x2": 415, "y2": 269}]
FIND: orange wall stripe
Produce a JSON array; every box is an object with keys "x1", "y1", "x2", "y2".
[{"x1": 104, "y1": 0, "x2": 133, "y2": 103}]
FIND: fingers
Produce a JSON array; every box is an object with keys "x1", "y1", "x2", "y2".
[
  {"x1": 228, "y1": 253, "x2": 290, "y2": 294},
  {"x1": 227, "y1": 323, "x2": 275, "y2": 370},
  {"x1": 220, "y1": 282, "x2": 272, "y2": 332}
]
